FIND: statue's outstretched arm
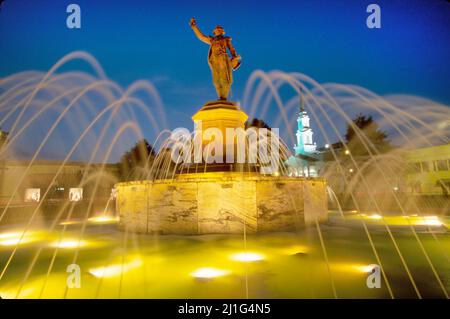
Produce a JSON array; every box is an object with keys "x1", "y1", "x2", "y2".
[
  {"x1": 227, "y1": 38, "x2": 238, "y2": 58},
  {"x1": 190, "y1": 18, "x2": 210, "y2": 45}
]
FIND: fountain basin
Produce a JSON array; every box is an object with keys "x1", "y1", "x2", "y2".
[{"x1": 116, "y1": 172, "x2": 327, "y2": 234}]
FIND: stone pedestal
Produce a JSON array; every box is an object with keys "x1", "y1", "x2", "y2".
[
  {"x1": 190, "y1": 100, "x2": 250, "y2": 170},
  {"x1": 192, "y1": 100, "x2": 248, "y2": 145}
]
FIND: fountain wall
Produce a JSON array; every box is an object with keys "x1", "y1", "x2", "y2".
[{"x1": 116, "y1": 172, "x2": 327, "y2": 234}]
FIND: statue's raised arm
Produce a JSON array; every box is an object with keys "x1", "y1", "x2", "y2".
[
  {"x1": 190, "y1": 18, "x2": 211, "y2": 45},
  {"x1": 189, "y1": 17, "x2": 241, "y2": 100}
]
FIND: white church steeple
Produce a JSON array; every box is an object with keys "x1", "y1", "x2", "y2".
[{"x1": 294, "y1": 95, "x2": 316, "y2": 155}]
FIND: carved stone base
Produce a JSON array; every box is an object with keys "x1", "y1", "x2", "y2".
[{"x1": 116, "y1": 173, "x2": 328, "y2": 234}]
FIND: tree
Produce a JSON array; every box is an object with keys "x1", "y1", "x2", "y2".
[
  {"x1": 345, "y1": 113, "x2": 392, "y2": 156},
  {"x1": 119, "y1": 139, "x2": 156, "y2": 180},
  {"x1": 0, "y1": 129, "x2": 8, "y2": 151},
  {"x1": 245, "y1": 118, "x2": 271, "y2": 130}
]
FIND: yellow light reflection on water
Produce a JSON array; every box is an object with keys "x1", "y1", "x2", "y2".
[
  {"x1": 190, "y1": 267, "x2": 231, "y2": 279},
  {"x1": 229, "y1": 252, "x2": 265, "y2": 262},
  {"x1": 0, "y1": 231, "x2": 37, "y2": 246},
  {"x1": 88, "y1": 216, "x2": 119, "y2": 224},
  {"x1": 0, "y1": 288, "x2": 35, "y2": 299},
  {"x1": 89, "y1": 259, "x2": 142, "y2": 278},
  {"x1": 351, "y1": 213, "x2": 446, "y2": 227}
]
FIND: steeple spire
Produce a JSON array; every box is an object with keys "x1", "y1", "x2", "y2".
[{"x1": 299, "y1": 93, "x2": 305, "y2": 113}]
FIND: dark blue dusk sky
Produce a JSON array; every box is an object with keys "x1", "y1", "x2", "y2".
[{"x1": 0, "y1": 0, "x2": 449, "y2": 159}]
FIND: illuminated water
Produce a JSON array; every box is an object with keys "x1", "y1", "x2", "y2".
[{"x1": 0, "y1": 211, "x2": 448, "y2": 299}]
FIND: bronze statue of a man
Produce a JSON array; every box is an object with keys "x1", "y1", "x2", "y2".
[{"x1": 190, "y1": 18, "x2": 241, "y2": 101}]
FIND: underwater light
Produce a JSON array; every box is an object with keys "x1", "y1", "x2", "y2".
[
  {"x1": 51, "y1": 239, "x2": 86, "y2": 249},
  {"x1": 59, "y1": 220, "x2": 81, "y2": 226},
  {"x1": 353, "y1": 264, "x2": 376, "y2": 273},
  {"x1": 333, "y1": 263, "x2": 378, "y2": 274},
  {"x1": 89, "y1": 259, "x2": 142, "y2": 278},
  {"x1": 0, "y1": 238, "x2": 23, "y2": 246},
  {"x1": 230, "y1": 252, "x2": 265, "y2": 262},
  {"x1": 416, "y1": 216, "x2": 442, "y2": 226},
  {"x1": 88, "y1": 216, "x2": 119, "y2": 223},
  {"x1": 190, "y1": 267, "x2": 230, "y2": 279},
  {"x1": 422, "y1": 220, "x2": 442, "y2": 226},
  {"x1": 0, "y1": 232, "x2": 22, "y2": 239},
  {"x1": 0, "y1": 231, "x2": 36, "y2": 246}
]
